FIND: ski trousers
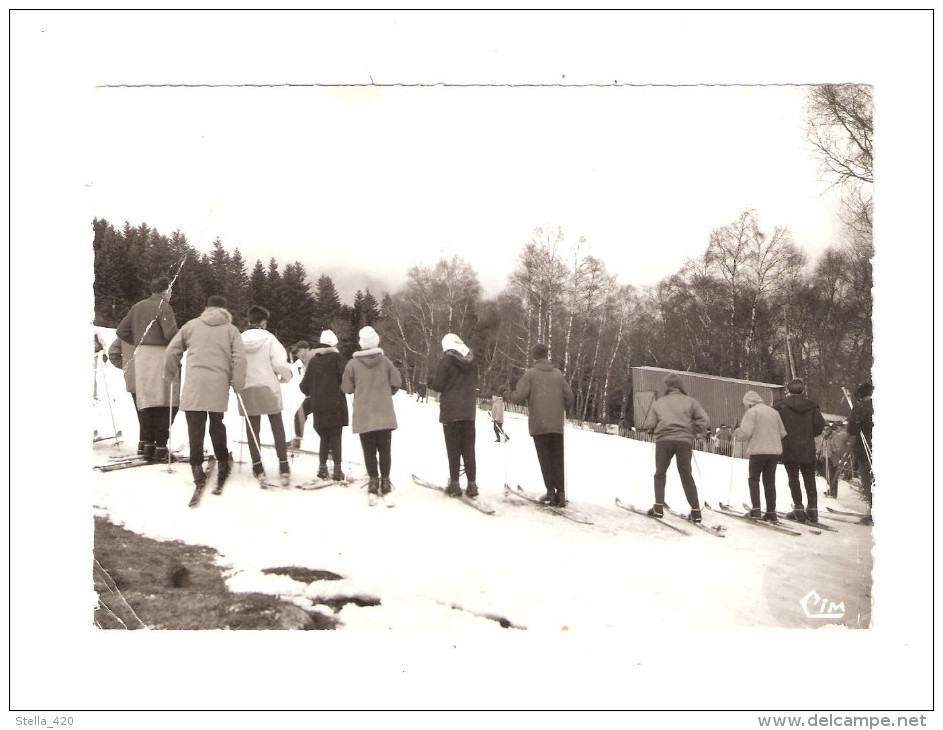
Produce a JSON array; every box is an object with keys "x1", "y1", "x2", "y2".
[
  {"x1": 443, "y1": 420, "x2": 476, "y2": 483},
  {"x1": 784, "y1": 461, "x2": 818, "y2": 510},
  {"x1": 246, "y1": 413, "x2": 289, "y2": 468},
  {"x1": 653, "y1": 440, "x2": 700, "y2": 511},
  {"x1": 533, "y1": 432, "x2": 565, "y2": 500},
  {"x1": 747, "y1": 454, "x2": 779, "y2": 513},
  {"x1": 315, "y1": 425, "x2": 344, "y2": 468},
  {"x1": 359, "y1": 429, "x2": 392, "y2": 479},
  {"x1": 185, "y1": 411, "x2": 228, "y2": 464}
]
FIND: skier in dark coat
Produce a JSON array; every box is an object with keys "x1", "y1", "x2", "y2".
[
  {"x1": 846, "y1": 381, "x2": 874, "y2": 524},
  {"x1": 300, "y1": 329, "x2": 349, "y2": 481},
  {"x1": 431, "y1": 333, "x2": 479, "y2": 498},
  {"x1": 774, "y1": 378, "x2": 826, "y2": 523}
]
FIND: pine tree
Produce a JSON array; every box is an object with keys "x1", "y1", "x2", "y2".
[{"x1": 313, "y1": 274, "x2": 343, "y2": 332}]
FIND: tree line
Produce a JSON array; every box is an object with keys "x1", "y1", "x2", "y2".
[
  {"x1": 92, "y1": 85, "x2": 872, "y2": 422},
  {"x1": 92, "y1": 218, "x2": 381, "y2": 358}
]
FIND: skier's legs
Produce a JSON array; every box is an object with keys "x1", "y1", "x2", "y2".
[
  {"x1": 375, "y1": 429, "x2": 392, "y2": 479},
  {"x1": 150, "y1": 405, "x2": 177, "y2": 448},
  {"x1": 460, "y1": 420, "x2": 477, "y2": 483},
  {"x1": 855, "y1": 440, "x2": 872, "y2": 501},
  {"x1": 673, "y1": 442, "x2": 700, "y2": 510},
  {"x1": 328, "y1": 427, "x2": 343, "y2": 468},
  {"x1": 185, "y1": 411, "x2": 207, "y2": 464},
  {"x1": 138, "y1": 406, "x2": 155, "y2": 444},
  {"x1": 442, "y1": 422, "x2": 463, "y2": 483},
  {"x1": 294, "y1": 398, "x2": 312, "y2": 439},
  {"x1": 245, "y1": 415, "x2": 263, "y2": 466},
  {"x1": 533, "y1": 434, "x2": 556, "y2": 496},
  {"x1": 747, "y1": 455, "x2": 764, "y2": 509},
  {"x1": 208, "y1": 412, "x2": 228, "y2": 460},
  {"x1": 784, "y1": 462, "x2": 804, "y2": 507},
  {"x1": 549, "y1": 432, "x2": 564, "y2": 501},
  {"x1": 760, "y1": 455, "x2": 778, "y2": 513},
  {"x1": 800, "y1": 462, "x2": 817, "y2": 510},
  {"x1": 493, "y1": 422, "x2": 502, "y2": 441},
  {"x1": 269, "y1": 413, "x2": 288, "y2": 463},
  {"x1": 315, "y1": 426, "x2": 331, "y2": 467},
  {"x1": 359, "y1": 432, "x2": 379, "y2": 478},
  {"x1": 653, "y1": 441, "x2": 675, "y2": 505}
]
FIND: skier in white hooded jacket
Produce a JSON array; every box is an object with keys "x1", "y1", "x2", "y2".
[{"x1": 239, "y1": 305, "x2": 293, "y2": 486}]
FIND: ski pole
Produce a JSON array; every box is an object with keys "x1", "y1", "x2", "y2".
[
  {"x1": 236, "y1": 391, "x2": 264, "y2": 473},
  {"x1": 99, "y1": 355, "x2": 121, "y2": 450},
  {"x1": 237, "y1": 417, "x2": 245, "y2": 469},
  {"x1": 165, "y1": 382, "x2": 175, "y2": 473}
]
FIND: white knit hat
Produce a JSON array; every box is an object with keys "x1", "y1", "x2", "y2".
[
  {"x1": 320, "y1": 329, "x2": 338, "y2": 347},
  {"x1": 358, "y1": 326, "x2": 380, "y2": 350},
  {"x1": 441, "y1": 332, "x2": 470, "y2": 358}
]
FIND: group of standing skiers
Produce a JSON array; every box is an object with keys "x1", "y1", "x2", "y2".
[
  {"x1": 103, "y1": 283, "x2": 873, "y2": 523},
  {"x1": 640, "y1": 372, "x2": 874, "y2": 526}
]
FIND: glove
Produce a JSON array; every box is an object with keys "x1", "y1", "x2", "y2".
[{"x1": 102, "y1": 353, "x2": 109, "y2": 363}]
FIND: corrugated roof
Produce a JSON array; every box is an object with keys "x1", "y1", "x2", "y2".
[{"x1": 632, "y1": 365, "x2": 784, "y2": 389}]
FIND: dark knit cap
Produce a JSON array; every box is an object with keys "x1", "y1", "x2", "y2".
[
  {"x1": 247, "y1": 304, "x2": 270, "y2": 324},
  {"x1": 207, "y1": 295, "x2": 227, "y2": 308},
  {"x1": 533, "y1": 343, "x2": 549, "y2": 360},
  {"x1": 787, "y1": 378, "x2": 805, "y2": 394},
  {"x1": 856, "y1": 382, "x2": 874, "y2": 398},
  {"x1": 291, "y1": 340, "x2": 312, "y2": 353}
]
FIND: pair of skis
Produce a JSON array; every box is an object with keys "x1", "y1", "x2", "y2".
[
  {"x1": 506, "y1": 484, "x2": 593, "y2": 524},
  {"x1": 188, "y1": 459, "x2": 219, "y2": 507},
  {"x1": 412, "y1": 474, "x2": 495, "y2": 514},
  {"x1": 614, "y1": 499, "x2": 726, "y2": 537},
  {"x1": 737, "y1": 504, "x2": 840, "y2": 533}
]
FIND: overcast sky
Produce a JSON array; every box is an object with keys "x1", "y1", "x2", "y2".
[{"x1": 87, "y1": 82, "x2": 843, "y2": 301}]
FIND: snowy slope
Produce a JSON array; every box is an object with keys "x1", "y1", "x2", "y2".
[{"x1": 90, "y1": 356, "x2": 874, "y2": 633}]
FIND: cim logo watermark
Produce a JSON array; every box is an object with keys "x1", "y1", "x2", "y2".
[{"x1": 800, "y1": 589, "x2": 845, "y2": 619}]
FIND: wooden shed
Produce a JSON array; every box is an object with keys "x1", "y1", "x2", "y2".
[{"x1": 631, "y1": 366, "x2": 785, "y2": 431}]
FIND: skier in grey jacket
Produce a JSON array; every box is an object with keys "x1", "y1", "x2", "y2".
[{"x1": 641, "y1": 372, "x2": 711, "y2": 523}]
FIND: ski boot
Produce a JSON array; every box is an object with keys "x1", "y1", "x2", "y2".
[
  {"x1": 539, "y1": 489, "x2": 556, "y2": 505},
  {"x1": 646, "y1": 503, "x2": 665, "y2": 518},
  {"x1": 317, "y1": 464, "x2": 330, "y2": 480},
  {"x1": 189, "y1": 463, "x2": 207, "y2": 507},
  {"x1": 333, "y1": 465, "x2": 346, "y2": 483},
  {"x1": 555, "y1": 490, "x2": 567, "y2": 508},
  {"x1": 465, "y1": 481, "x2": 479, "y2": 499},
  {"x1": 689, "y1": 508, "x2": 702, "y2": 524},
  {"x1": 762, "y1": 511, "x2": 780, "y2": 523},
  {"x1": 153, "y1": 446, "x2": 176, "y2": 463},
  {"x1": 213, "y1": 451, "x2": 232, "y2": 495},
  {"x1": 446, "y1": 480, "x2": 463, "y2": 498},
  {"x1": 279, "y1": 459, "x2": 290, "y2": 487},
  {"x1": 745, "y1": 506, "x2": 762, "y2": 519},
  {"x1": 806, "y1": 507, "x2": 819, "y2": 523},
  {"x1": 137, "y1": 440, "x2": 147, "y2": 456},
  {"x1": 367, "y1": 478, "x2": 380, "y2": 506},
  {"x1": 785, "y1": 506, "x2": 808, "y2": 523},
  {"x1": 142, "y1": 442, "x2": 157, "y2": 461},
  {"x1": 380, "y1": 478, "x2": 394, "y2": 507},
  {"x1": 252, "y1": 461, "x2": 267, "y2": 488}
]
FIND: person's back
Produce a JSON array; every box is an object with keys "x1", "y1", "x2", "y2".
[
  {"x1": 640, "y1": 373, "x2": 709, "y2": 522},
  {"x1": 508, "y1": 344, "x2": 573, "y2": 507},
  {"x1": 772, "y1": 379, "x2": 824, "y2": 523},
  {"x1": 510, "y1": 359, "x2": 574, "y2": 436},
  {"x1": 241, "y1": 316, "x2": 291, "y2": 415},
  {"x1": 643, "y1": 390, "x2": 710, "y2": 443}
]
